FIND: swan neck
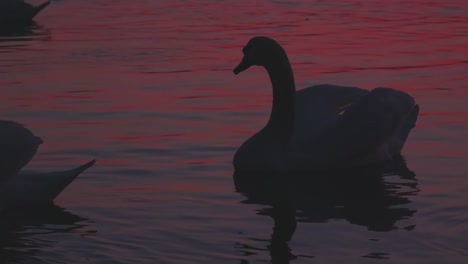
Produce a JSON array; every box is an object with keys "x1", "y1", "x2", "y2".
[{"x1": 265, "y1": 51, "x2": 295, "y2": 145}]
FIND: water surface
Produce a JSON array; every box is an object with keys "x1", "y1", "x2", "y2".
[{"x1": 0, "y1": 0, "x2": 467, "y2": 263}]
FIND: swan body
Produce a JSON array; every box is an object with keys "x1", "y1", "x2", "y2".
[
  {"x1": 232, "y1": 36, "x2": 419, "y2": 172},
  {"x1": 0, "y1": 0, "x2": 50, "y2": 24},
  {"x1": 0, "y1": 120, "x2": 96, "y2": 212}
]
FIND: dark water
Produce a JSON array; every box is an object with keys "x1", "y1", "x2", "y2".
[{"x1": 0, "y1": 0, "x2": 467, "y2": 263}]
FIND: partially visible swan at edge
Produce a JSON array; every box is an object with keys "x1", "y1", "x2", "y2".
[
  {"x1": 0, "y1": 0, "x2": 50, "y2": 24},
  {"x1": 232, "y1": 36, "x2": 419, "y2": 173},
  {"x1": 0, "y1": 120, "x2": 96, "y2": 212}
]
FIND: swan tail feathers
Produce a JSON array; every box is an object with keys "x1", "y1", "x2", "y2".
[
  {"x1": 2, "y1": 159, "x2": 97, "y2": 210},
  {"x1": 47, "y1": 159, "x2": 97, "y2": 199},
  {"x1": 398, "y1": 104, "x2": 419, "y2": 147},
  {"x1": 31, "y1": 1, "x2": 51, "y2": 18},
  {"x1": 71, "y1": 159, "x2": 96, "y2": 176}
]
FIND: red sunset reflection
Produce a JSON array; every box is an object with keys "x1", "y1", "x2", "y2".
[{"x1": 0, "y1": 0, "x2": 467, "y2": 263}]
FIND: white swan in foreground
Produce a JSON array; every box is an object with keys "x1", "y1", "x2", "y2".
[
  {"x1": 0, "y1": 0, "x2": 50, "y2": 24},
  {"x1": 0, "y1": 120, "x2": 95, "y2": 212},
  {"x1": 232, "y1": 36, "x2": 419, "y2": 172}
]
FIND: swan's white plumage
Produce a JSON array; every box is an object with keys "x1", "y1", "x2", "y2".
[
  {"x1": 233, "y1": 37, "x2": 419, "y2": 172},
  {"x1": 0, "y1": 120, "x2": 95, "y2": 212}
]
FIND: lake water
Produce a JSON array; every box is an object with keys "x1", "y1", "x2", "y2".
[{"x1": 1, "y1": 0, "x2": 467, "y2": 263}]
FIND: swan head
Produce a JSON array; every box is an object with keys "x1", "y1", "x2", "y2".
[{"x1": 233, "y1": 36, "x2": 285, "y2": 74}]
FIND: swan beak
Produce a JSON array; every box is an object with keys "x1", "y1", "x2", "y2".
[{"x1": 233, "y1": 56, "x2": 252, "y2": 75}]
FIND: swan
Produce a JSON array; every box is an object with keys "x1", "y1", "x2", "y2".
[
  {"x1": 0, "y1": 0, "x2": 50, "y2": 24},
  {"x1": 0, "y1": 120, "x2": 96, "y2": 212},
  {"x1": 232, "y1": 36, "x2": 419, "y2": 173}
]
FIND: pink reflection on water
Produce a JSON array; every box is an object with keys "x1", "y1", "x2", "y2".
[{"x1": 0, "y1": 0, "x2": 467, "y2": 262}]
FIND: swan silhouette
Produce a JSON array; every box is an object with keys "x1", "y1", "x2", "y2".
[
  {"x1": 233, "y1": 36, "x2": 419, "y2": 172},
  {"x1": 0, "y1": 0, "x2": 50, "y2": 24},
  {"x1": 0, "y1": 120, "x2": 95, "y2": 212}
]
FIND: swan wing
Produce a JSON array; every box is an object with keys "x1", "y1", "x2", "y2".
[
  {"x1": 312, "y1": 87, "x2": 418, "y2": 167},
  {"x1": 292, "y1": 84, "x2": 369, "y2": 147},
  {"x1": 0, "y1": 120, "x2": 43, "y2": 183}
]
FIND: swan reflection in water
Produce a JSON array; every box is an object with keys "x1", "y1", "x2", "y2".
[
  {"x1": 233, "y1": 156, "x2": 418, "y2": 263},
  {"x1": 0, "y1": 205, "x2": 93, "y2": 263}
]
